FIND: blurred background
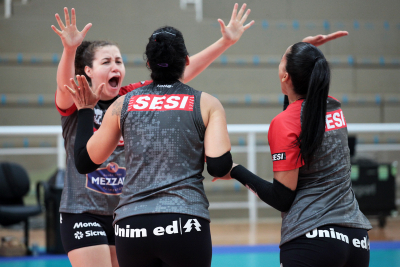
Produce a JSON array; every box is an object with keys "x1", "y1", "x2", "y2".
[{"x1": 0, "y1": 0, "x2": 399, "y2": 261}]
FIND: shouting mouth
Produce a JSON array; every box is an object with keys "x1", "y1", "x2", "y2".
[{"x1": 108, "y1": 76, "x2": 120, "y2": 88}]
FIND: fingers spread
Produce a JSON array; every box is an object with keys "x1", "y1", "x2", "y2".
[
  {"x1": 76, "y1": 75, "x2": 86, "y2": 104},
  {"x1": 64, "y1": 85, "x2": 76, "y2": 95},
  {"x1": 55, "y1": 13, "x2": 65, "y2": 30},
  {"x1": 240, "y1": 9, "x2": 251, "y2": 25},
  {"x1": 218, "y1": 19, "x2": 226, "y2": 33},
  {"x1": 70, "y1": 77, "x2": 81, "y2": 100},
  {"x1": 243, "y1": 20, "x2": 255, "y2": 31},
  {"x1": 230, "y1": 3, "x2": 238, "y2": 22},
  {"x1": 236, "y1": 3, "x2": 247, "y2": 21},
  {"x1": 71, "y1": 8, "x2": 76, "y2": 25},
  {"x1": 95, "y1": 83, "x2": 105, "y2": 99},
  {"x1": 81, "y1": 23, "x2": 92, "y2": 37},
  {"x1": 51, "y1": 25, "x2": 62, "y2": 36},
  {"x1": 64, "y1": 7, "x2": 70, "y2": 26},
  {"x1": 81, "y1": 76, "x2": 93, "y2": 104}
]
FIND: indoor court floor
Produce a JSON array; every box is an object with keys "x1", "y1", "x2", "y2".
[{"x1": 1, "y1": 217, "x2": 400, "y2": 266}]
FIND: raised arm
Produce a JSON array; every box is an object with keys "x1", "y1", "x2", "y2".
[
  {"x1": 65, "y1": 75, "x2": 121, "y2": 173},
  {"x1": 282, "y1": 30, "x2": 350, "y2": 110},
  {"x1": 302, "y1": 31, "x2": 348, "y2": 47},
  {"x1": 51, "y1": 7, "x2": 91, "y2": 110},
  {"x1": 183, "y1": 3, "x2": 254, "y2": 83}
]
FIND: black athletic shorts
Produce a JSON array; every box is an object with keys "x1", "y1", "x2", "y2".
[
  {"x1": 280, "y1": 224, "x2": 370, "y2": 267},
  {"x1": 115, "y1": 213, "x2": 212, "y2": 267},
  {"x1": 60, "y1": 212, "x2": 115, "y2": 253}
]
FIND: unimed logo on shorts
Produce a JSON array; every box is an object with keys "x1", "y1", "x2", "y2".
[
  {"x1": 127, "y1": 94, "x2": 194, "y2": 111},
  {"x1": 115, "y1": 218, "x2": 201, "y2": 238}
]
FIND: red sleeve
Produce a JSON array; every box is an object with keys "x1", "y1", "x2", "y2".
[
  {"x1": 268, "y1": 107, "x2": 304, "y2": 172},
  {"x1": 55, "y1": 92, "x2": 77, "y2": 117},
  {"x1": 119, "y1": 80, "x2": 153, "y2": 96}
]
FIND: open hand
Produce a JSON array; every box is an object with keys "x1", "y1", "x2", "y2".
[
  {"x1": 302, "y1": 31, "x2": 349, "y2": 47},
  {"x1": 51, "y1": 7, "x2": 92, "y2": 50},
  {"x1": 64, "y1": 75, "x2": 104, "y2": 110},
  {"x1": 218, "y1": 3, "x2": 255, "y2": 46}
]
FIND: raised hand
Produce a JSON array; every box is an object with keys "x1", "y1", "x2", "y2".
[
  {"x1": 302, "y1": 31, "x2": 349, "y2": 47},
  {"x1": 65, "y1": 75, "x2": 104, "y2": 110},
  {"x1": 51, "y1": 7, "x2": 92, "y2": 50},
  {"x1": 218, "y1": 3, "x2": 255, "y2": 45}
]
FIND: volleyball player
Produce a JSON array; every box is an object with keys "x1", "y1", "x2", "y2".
[
  {"x1": 51, "y1": 4, "x2": 253, "y2": 267},
  {"x1": 215, "y1": 42, "x2": 372, "y2": 266},
  {"x1": 67, "y1": 25, "x2": 234, "y2": 267}
]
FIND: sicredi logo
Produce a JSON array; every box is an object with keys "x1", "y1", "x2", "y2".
[
  {"x1": 272, "y1": 152, "x2": 286, "y2": 161},
  {"x1": 74, "y1": 231, "x2": 84, "y2": 240},
  {"x1": 325, "y1": 109, "x2": 346, "y2": 131},
  {"x1": 127, "y1": 94, "x2": 194, "y2": 111},
  {"x1": 85, "y1": 230, "x2": 106, "y2": 237}
]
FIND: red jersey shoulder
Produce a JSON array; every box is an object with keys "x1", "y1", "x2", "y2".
[
  {"x1": 119, "y1": 80, "x2": 153, "y2": 96},
  {"x1": 55, "y1": 92, "x2": 77, "y2": 116},
  {"x1": 271, "y1": 99, "x2": 303, "y2": 129}
]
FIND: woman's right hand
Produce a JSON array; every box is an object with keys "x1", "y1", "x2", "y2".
[
  {"x1": 51, "y1": 7, "x2": 92, "y2": 50},
  {"x1": 65, "y1": 75, "x2": 104, "y2": 110}
]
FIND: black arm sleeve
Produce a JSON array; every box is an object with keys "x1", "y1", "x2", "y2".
[
  {"x1": 230, "y1": 165, "x2": 296, "y2": 212},
  {"x1": 206, "y1": 151, "x2": 233, "y2": 177},
  {"x1": 74, "y1": 108, "x2": 101, "y2": 174}
]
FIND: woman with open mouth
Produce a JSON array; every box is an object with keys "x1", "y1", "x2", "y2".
[{"x1": 51, "y1": 4, "x2": 254, "y2": 267}]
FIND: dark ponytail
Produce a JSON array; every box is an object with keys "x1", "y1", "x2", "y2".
[
  {"x1": 75, "y1": 40, "x2": 118, "y2": 85},
  {"x1": 144, "y1": 26, "x2": 189, "y2": 84},
  {"x1": 285, "y1": 42, "x2": 330, "y2": 167}
]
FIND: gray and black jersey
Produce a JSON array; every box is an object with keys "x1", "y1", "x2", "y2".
[
  {"x1": 114, "y1": 81, "x2": 209, "y2": 225},
  {"x1": 268, "y1": 96, "x2": 372, "y2": 246},
  {"x1": 56, "y1": 81, "x2": 150, "y2": 215}
]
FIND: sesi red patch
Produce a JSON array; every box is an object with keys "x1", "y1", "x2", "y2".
[
  {"x1": 325, "y1": 109, "x2": 346, "y2": 131},
  {"x1": 127, "y1": 94, "x2": 194, "y2": 112}
]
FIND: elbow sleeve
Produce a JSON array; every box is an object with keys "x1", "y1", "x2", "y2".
[
  {"x1": 206, "y1": 151, "x2": 232, "y2": 177},
  {"x1": 74, "y1": 109, "x2": 101, "y2": 174},
  {"x1": 231, "y1": 165, "x2": 296, "y2": 212}
]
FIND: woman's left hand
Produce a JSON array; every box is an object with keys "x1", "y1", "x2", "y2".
[
  {"x1": 218, "y1": 3, "x2": 255, "y2": 46},
  {"x1": 212, "y1": 163, "x2": 238, "y2": 182},
  {"x1": 302, "y1": 31, "x2": 349, "y2": 47},
  {"x1": 64, "y1": 75, "x2": 104, "y2": 110}
]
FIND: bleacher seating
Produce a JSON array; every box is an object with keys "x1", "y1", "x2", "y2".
[{"x1": 0, "y1": 0, "x2": 399, "y2": 215}]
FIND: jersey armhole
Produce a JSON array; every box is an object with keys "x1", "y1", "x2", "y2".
[{"x1": 55, "y1": 92, "x2": 77, "y2": 116}]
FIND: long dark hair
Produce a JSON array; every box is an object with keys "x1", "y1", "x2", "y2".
[
  {"x1": 144, "y1": 26, "x2": 188, "y2": 84},
  {"x1": 285, "y1": 42, "x2": 330, "y2": 167},
  {"x1": 75, "y1": 40, "x2": 118, "y2": 85}
]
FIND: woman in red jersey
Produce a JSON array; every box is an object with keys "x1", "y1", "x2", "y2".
[{"x1": 215, "y1": 39, "x2": 372, "y2": 267}]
